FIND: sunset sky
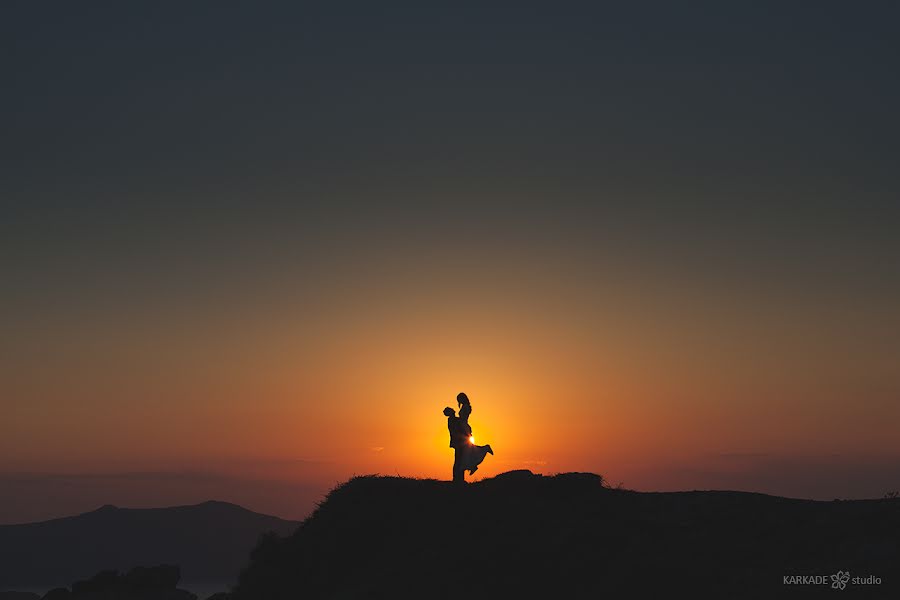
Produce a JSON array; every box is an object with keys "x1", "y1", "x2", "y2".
[{"x1": 3, "y1": 2, "x2": 899, "y2": 523}]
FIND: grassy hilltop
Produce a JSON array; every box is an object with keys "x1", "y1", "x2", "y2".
[{"x1": 232, "y1": 470, "x2": 899, "y2": 599}]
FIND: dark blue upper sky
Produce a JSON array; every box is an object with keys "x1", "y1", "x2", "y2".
[
  {"x1": 4, "y1": 0, "x2": 899, "y2": 359},
  {"x1": 4, "y1": 0, "x2": 899, "y2": 328},
  {"x1": 5, "y1": 2, "x2": 898, "y2": 208},
  {"x1": 4, "y1": 2, "x2": 899, "y2": 309}
]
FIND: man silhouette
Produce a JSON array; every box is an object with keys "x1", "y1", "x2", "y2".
[{"x1": 444, "y1": 406, "x2": 467, "y2": 483}]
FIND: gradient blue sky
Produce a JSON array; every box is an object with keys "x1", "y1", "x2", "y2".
[{"x1": 2, "y1": 2, "x2": 899, "y2": 523}]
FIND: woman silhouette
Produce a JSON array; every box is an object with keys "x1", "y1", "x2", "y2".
[{"x1": 456, "y1": 392, "x2": 493, "y2": 475}]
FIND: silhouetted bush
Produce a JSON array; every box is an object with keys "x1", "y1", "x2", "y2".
[
  {"x1": 0, "y1": 592, "x2": 40, "y2": 600},
  {"x1": 122, "y1": 565, "x2": 180, "y2": 591},
  {"x1": 30, "y1": 566, "x2": 195, "y2": 600}
]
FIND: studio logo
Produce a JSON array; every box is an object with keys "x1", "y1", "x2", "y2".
[
  {"x1": 830, "y1": 570, "x2": 850, "y2": 590},
  {"x1": 783, "y1": 570, "x2": 881, "y2": 590}
]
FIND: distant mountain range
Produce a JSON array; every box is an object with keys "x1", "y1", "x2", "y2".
[{"x1": 0, "y1": 501, "x2": 298, "y2": 590}]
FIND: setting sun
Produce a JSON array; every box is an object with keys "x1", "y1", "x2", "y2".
[{"x1": 469, "y1": 436, "x2": 475, "y2": 445}]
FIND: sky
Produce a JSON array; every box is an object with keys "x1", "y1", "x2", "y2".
[{"x1": 2, "y1": 2, "x2": 899, "y2": 523}]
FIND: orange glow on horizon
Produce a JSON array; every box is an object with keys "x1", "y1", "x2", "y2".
[{"x1": 4, "y1": 252, "x2": 900, "y2": 516}]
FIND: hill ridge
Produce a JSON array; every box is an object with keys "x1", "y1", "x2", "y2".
[
  {"x1": 1, "y1": 500, "x2": 282, "y2": 529},
  {"x1": 233, "y1": 470, "x2": 900, "y2": 599}
]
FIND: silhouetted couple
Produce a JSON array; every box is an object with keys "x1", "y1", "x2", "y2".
[{"x1": 444, "y1": 392, "x2": 493, "y2": 483}]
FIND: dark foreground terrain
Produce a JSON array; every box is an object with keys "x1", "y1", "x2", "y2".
[
  {"x1": 232, "y1": 471, "x2": 898, "y2": 599},
  {"x1": 2, "y1": 472, "x2": 897, "y2": 599}
]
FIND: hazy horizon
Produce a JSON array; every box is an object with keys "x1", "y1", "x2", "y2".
[{"x1": 5, "y1": 450, "x2": 900, "y2": 525}]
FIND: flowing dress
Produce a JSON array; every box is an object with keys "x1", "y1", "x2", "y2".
[
  {"x1": 459, "y1": 403, "x2": 491, "y2": 474},
  {"x1": 463, "y1": 441, "x2": 491, "y2": 473}
]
